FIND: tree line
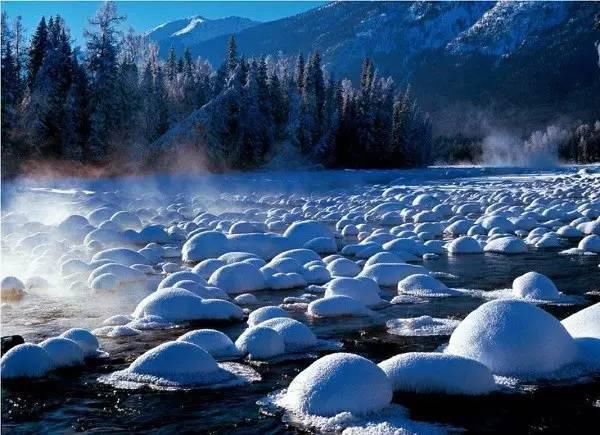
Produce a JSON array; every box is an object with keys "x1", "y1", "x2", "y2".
[{"x1": 1, "y1": 2, "x2": 433, "y2": 177}]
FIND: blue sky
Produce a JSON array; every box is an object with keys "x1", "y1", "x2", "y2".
[{"x1": 2, "y1": 1, "x2": 325, "y2": 47}]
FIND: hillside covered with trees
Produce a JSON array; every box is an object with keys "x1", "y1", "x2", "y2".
[{"x1": 1, "y1": 2, "x2": 432, "y2": 177}]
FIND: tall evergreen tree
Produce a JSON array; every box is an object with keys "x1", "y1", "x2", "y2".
[
  {"x1": 226, "y1": 35, "x2": 238, "y2": 76},
  {"x1": 27, "y1": 16, "x2": 48, "y2": 87}
]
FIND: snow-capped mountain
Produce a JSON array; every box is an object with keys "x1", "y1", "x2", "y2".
[
  {"x1": 154, "y1": 1, "x2": 600, "y2": 133},
  {"x1": 147, "y1": 15, "x2": 258, "y2": 56}
]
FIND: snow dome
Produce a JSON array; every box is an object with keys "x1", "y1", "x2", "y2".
[
  {"x1": 39, "y1": 337, "x2": 85, "y2": 368},
  {"x1": 379, "y1": 352, "x2": 496, "y2": 395},
  {"x1": 283, "y1": 220, "x2": 335, "y2": 246},
  {"x1": 359, "y1": 263, "x2": 428, "y2": 287},
  {"x1": 578, "y1": 234, "x2": 600, "y2": 253},
  {"x1": 100, "y1": 341, "x2": 258, "y2": 389},
  {"x1": 308, "y1": 295, "x2": 369, "y2": 318},
  {"x1": 512, "y1": 272, "x2": 561, "y2": 300},
  {"x1": 259, "y1": 317, "x2": 317, "y2": 352},
  {"x1": 446, "y1": 300, "x2": 577, "y2": 377},
  {"x1": 60, "y1": 328, "x2": 103, "y2": 358},
  {"x1": 281, "y1": 353, "x2": 392, "y2": 416},
  {"x1": 325, "y1": 277, "x2": 382, "y2": 306},
  {"x1": 1, "y1": 343, "x2": 54, "y2": 379},
  {"x1": 235, "y1": 326, "x2": 286, "y2": 359},
  {"x1": 182, "y1": 231, "x2": 229, "y2": 262},
  {"x1": 177, "y1": 329, "x2": 240, "y2": 359},
  {"x1": 158, "y1": 271, "x2": 207, "y2": 289},
  {"x1": 561, "y1": 303, "x2": 600, "y2": 339},
  {"x1": 326, "y1": 257, "x2": 361, "y2": 277},
  {"x1": 483, "y1": 237, "x2": 528, "y2": 254},
  {"x1": 208, "y1": 262, "x2": 266, "y2": 294},
  {"x1": 247, "y1": 306, "x2": 290, "y2": 326},
  {"x1": 447, "y1": 236, "x2": 483, "y2": 254}
]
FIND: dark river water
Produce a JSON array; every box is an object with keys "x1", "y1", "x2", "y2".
[{"x1": 2, "y1": 249, "x2": 599, "y2": 434}]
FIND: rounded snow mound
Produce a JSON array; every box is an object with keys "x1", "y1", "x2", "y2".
[
  {"x1": 512, "y1": 272, "x2": 560, "y2": 300},
  {"x1": 39, "y1": 337, "x2": 85, "y2": 368},
  {"x1": 235, "y1": 326, "x2": 285, "y2": 360},
  {"x1": 177, "y1": 329, "x2": 240, "y2": 359},
  {"x1": 248, "y1": 306, "x2": 290, "y2": 326},
  {"x1": 378, "y1": 352, "x2": 496, "y2": 395},
  {"x1": 359, "y1": 263, "x2": 428, "y2": 287},
  {"x1": 281, "y1": 352, "x2": 392, "y2": 417},
  {"x1": 60, "y1": 328, "x2": 104, "y2": 358},
  {"x1": 327, "y1": 258, "x2": 361, "y2": 277},
  {"x1": 484, "y1": 237, "x2": 528, "y2": 254},
  {"x1": 561, "y1": 303, "x2": 600, "y2": 339},
  {"x1": 325, "y1": 277, "x2": 382, "y2": 307},
  {"x1": 578, "y1": 235, "x2": 600, "y2": 253},
  {"x1": 133, "y1": 288, "x2": 243, "y2": 323},
  {"x1": 100, "y1": 341, "x2": 259, "y2": 389},
  {"x1": 284, "y1": 220, "x2": 335, "y2": 246},
  {"x1": 259, "y1": 317, "x2": 317, "y2": 352},
  {"x1": 208, "y1": 262, "x2": 266, "y2": 294},
  {"x1": 158, "y1": 271, "x2": 207, "y2": 290},
  {"x1": 447, "y1": 236, "x2": 483, "y2": 255},
  {"x1": 1, "y1": 343, "x2": 54, "y2": 379},
  {"x1": 308, "y1": 295, "x2": 369, "y2": 318},
  {"x1": 182, "y1": 231, "x2": 229, "y2": 262},
  {"x1": 446, "y1": 300, "x2": 577, "y2": 377},
  {"x1": 92, "y1": 248, "x2": 151, "y2": 266},
  {"x1": 397, "y1": 274, "x2": 460, "y2": 297}
]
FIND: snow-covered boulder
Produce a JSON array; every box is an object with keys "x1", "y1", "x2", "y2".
[
  {"x1": 192, "y1": 259, "x2": 226, "y2": 279},
  {"x1": 177, "y1": 329, "x2": 240, "y2": 359},
  {"x1": 248, "y1": 306, "x2": 290, "y2": 326},
  {"x1": 1, "y1": 276, "x2": 26, "y2": 301},
  {"x1": 259, "y1": 317, "x2": 317, "y2": 352},
  {"x1": 561, "y1": 303, "x2": 600, "y2": 339},
  {"x1": 1, "y1": 343, "x2": 53, "y2": 379},
  {"x1": 578, "y1": 235, "x2": 600, "y2": 253},
  {"x1": 326, "y1": 258, "x2": 361, "y2": 277},
  {"x1": 60, "y1": 328, "x2": 103, "y2": 358},
  {"x1": 39, "y1": 337, "x2": 85, "y2": 368},
  {"x1": 325, "y1": 277, "x2": 382, "y2": 306},
  {"x1": 447, "y1": 236, "x2": 483, "y2": 254},
  {"x1": 379, "y1": 352, "x2": 496, "y2": 395},
  {"x1": 284, "y1": 220, "x2": 335, "y2": 246},
  {"x1": 446, "y1": 300, "x2": 577, "y2": 377},
  {"x1": 92, "y1": 248, "x2": 151, "y2": 266},
  {"x1": 182, "y1": 231, "x2": 229, "y2": 262},
  {"x1": 208, "y1": 262, "x2": 266, "y2": 294},
  {"x1": 235, "y1": 326, "x2": 286, "y2": 359},
  {"x1": 512, "y1": 272, "x2": 561, "y2": 300},
  {"x1": 483, "y1": 236, "x2": 528, "y2": 254},
  {"x1": 308, "y1": 295, "x2": 369, "y2": 318},
  {"x1": 359, "y1": 263, "x2": 428, "y2": 287},
  {"x1": 281, "y1": 353, "x2": 392, "y2": 416},
  {"x1": 158, "y1": 271, "x2": 207, "y2": 289}
]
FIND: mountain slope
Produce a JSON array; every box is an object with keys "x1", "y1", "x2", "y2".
[
  {"x1": 162, "y1": 1, "x2": 600, "y2": 134},
  {"x1": 147, "y1": 15, "x2": 259, "y2": 56}
]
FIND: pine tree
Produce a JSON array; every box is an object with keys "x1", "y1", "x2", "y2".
[
  {"x1": 85, "y1": 0, "x2": 125, "y2": 161},
  {"x1": 27, "y1": 16, "x2": 48, "y2": 88},
  {"x1": 166, "y1": 46, "x2": 177, "y2": 81},
  {"x1": 226, "y1": 35, "x2": 238, "y2": 76},
  {"x1": 295, "y1": 53, "x2": 305, "y2": 92},
  {"x1": 63, "y1": 54, "x2": 90, "y2": 160}
]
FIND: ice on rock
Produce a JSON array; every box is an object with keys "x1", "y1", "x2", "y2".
[
  {"x1": 562, "y1": 303, "x2": 600, "y2": 339},
  {"x1": 280, "y1": 353, "x2": 392, "y2": 417},
  {"x1": 235, "y1": 326, "x2": 286, "y2": 359},
  {"x1": 447, "y1": 236, "x2": 483, "y2": 254},
  {"x1": 1, "y1": 276, "x2": 26, "y2": 301},
  {"x1": 133, "y1": 288, "x2": 243, "y2": 323},
  {"x1": 483, "y1": 236, "x2": 528, "y2": 254},
  {"x1": 308, "y1": 295, "x2": 369, "y2": 318},
  {"x1": 397, "y1": 274, "x2": 460, "y2": 297},
  {"x1": 386, "y1": 316, "x2": 460, "y2": 336},
  {"x1": 158, "y1": 271, "x2": 207, "y2": 289},
  {"x1": 283, "y1": 220, "x2": 335, "y2": 246},
  {"x1": 100, "y1": 341, "x2": 259, "y2": 389},
  {"x1": 39, "y1": 337, "x2": 85, "y2": 368},
  {"x1": 248, "y1": 306, "x2": 290, "y2": 326},
  {"x1": 325, "y1": 277, "x2": 382, "y2": 306},
  {"x1": 103, "y1": 314, "x2": 134, "y2": 326},
  {"x1": 177, "y1": 329, "x2": 240, "y2": 359},
  {"x1": 209, "y1": 262, "x2": 266, "y2": 294},
  {"x1": 182, "y1": 231, "x2": 229, "y2": 262},
  {"x1": 1, "y1": 343, "x2": 54, "y2": 379},
  {"x1": 359, "y1": 263, "x2": 428, "y2": 287},
  {"x1": 378, "y1": 352, "x2": 496, "y2": 395},
  {"x1": 93, "y1": 325, "x2": 141, "y2": 338},
  {"x1": 327, "y1": 257, "x2": 361, "y2": 277},
  {"x1": 446, "y1": 300, "x2": 578, "y2": 377},
  {"x1": 578, "y1": 235, "x2": 600, "y2": 253},
  {"x1": 60, "y1": 328, "x2": 104, "y2": 358},
  {"x1": 512, "y1": 272, "x2": 561, "y2": 300},
  {"x1": 259, "y1": 317, "x2": 317, "y2": 352},
  {"x1": 234, "y1": 293, "x2": 257, "y2": 305}
]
